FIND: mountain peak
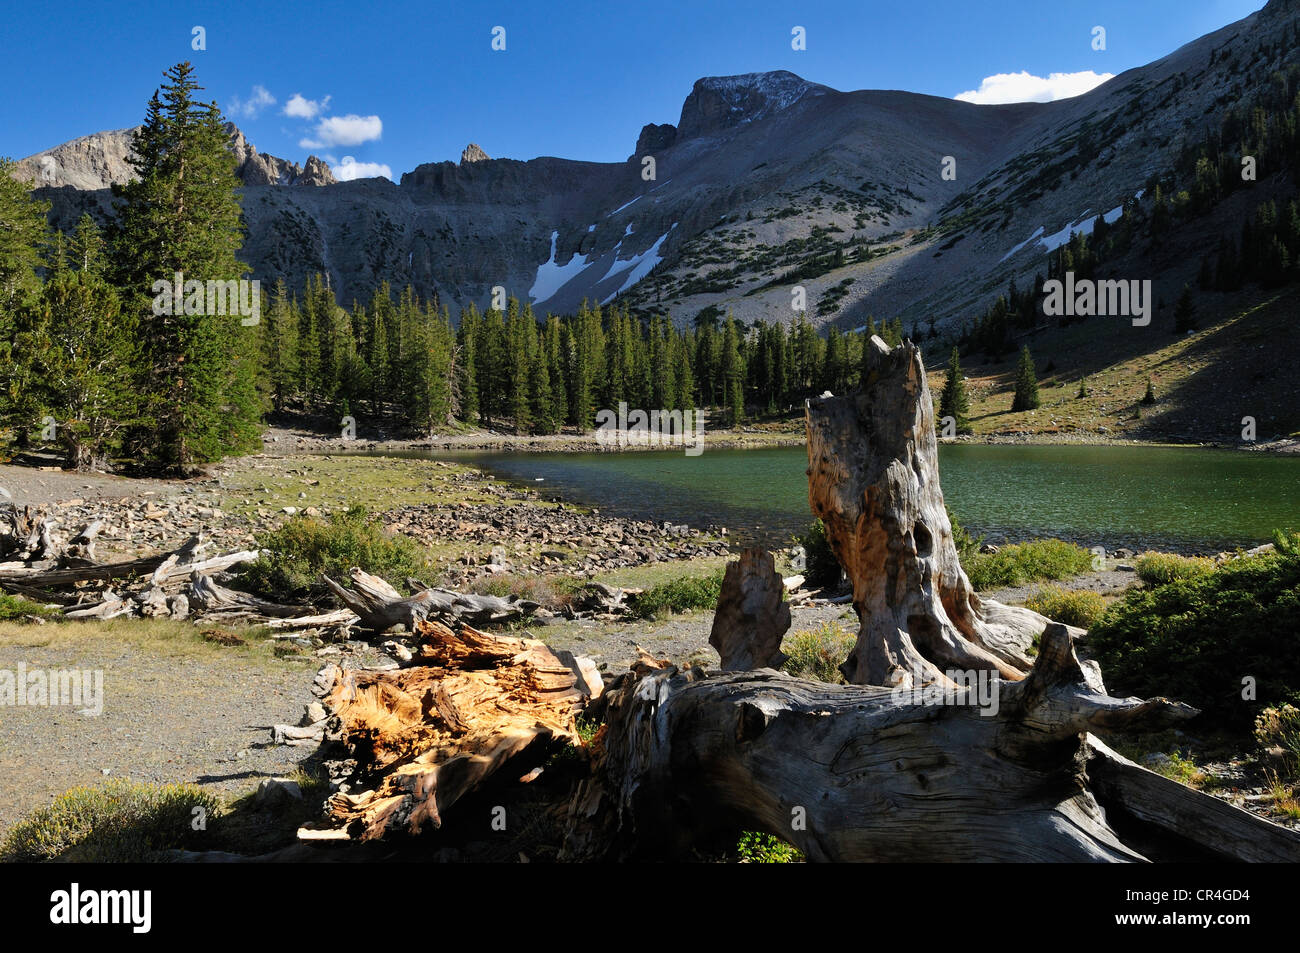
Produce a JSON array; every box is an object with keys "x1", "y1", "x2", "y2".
[
  {"x1": 461, "y1": 143, "x2": 491, "y2": 164},
  {"x1": 677, "y1": 70, "x2": 831, "y2": 139}
]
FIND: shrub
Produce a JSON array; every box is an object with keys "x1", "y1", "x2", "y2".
[
  {"x1": 468, "y1": 573, "x2": 577, "y2": 610},
  {"x1": 947, "y1": 505, "x2": 984, "y2": 569},
  {"x1": 782, "y1": 620, "x2": 856, "y2": 683},
  {"x1": 1256, "y1": 704, "x2": 1300, "y2": 780},
  {"x1": 1134, "y1": 551, "x2": 1215, "y2": 585},
  {"x1": 0, "y1": 593, "x2": 60, "y2": 622},
  {"x1": 965, "y1": 539, "x2": 1093, "y2": 591},
  {"x1": 1088, "y1": 533, "x2": 1300, "y2": 731},
  {"x1": 1, "y1": 780, "x2": 221, "y2": 862},
  {"x1": 238, "y1": 505, "x2": 434, "y2": 600},
  {"x1": 735, "y1": 830, "x2": 803, "y2": 863},
  {"x1": 630, "y1": 570, "x2": 725, "y2": 619},
  {"x1": 797, "y1": 518, "x2": 842, "y2": 589},
  {"x1": 1024, "y1": 586, "x2": 1106, "y2": 629}
]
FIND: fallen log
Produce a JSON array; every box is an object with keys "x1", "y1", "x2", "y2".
[
  {"x1": 304, "y1": 618, "x2": 600, "y2": 841},
  {"x1": 189, "y1": 573, "x2": 314, "y2": 620},
  {"x1": 806, "y1": 336, "x2": 1067, "y2": 687},
  {"x1": 321, "y1": 568, "x2": 535, "y2": 631},
  {"x1": 0, "y1": 534, "x2": 206, "y2": 586},
  {"x1": 560, "y1": 624, "x2": 1300, "y2": 862},
  {"x1": 1084, "y1": 734, "x2": 1300, "y2": 863}
]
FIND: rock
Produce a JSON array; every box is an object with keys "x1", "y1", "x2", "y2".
[
  {"x1": 282, "y1": 506, "x2": 298, "y2": 515},
  {"x1": 256, "y1": 777, "x2": 304, "y2": 807},
  {"x1": 301, "y1": 701, "x2": 328, "y2": 726},
  {"x1": 460, "y1": 143, "x2": 490, "y2": 164}
]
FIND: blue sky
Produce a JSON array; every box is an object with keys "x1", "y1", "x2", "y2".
[{"x1": 1, "y1": 0, "x2": 1267, "y2": 180}]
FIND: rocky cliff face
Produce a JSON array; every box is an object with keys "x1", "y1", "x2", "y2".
[
  {"x1": 15, "y1": 0, "x2": 1298, "y2": 330},
  {"x1": 13, "y1": 122, "x2": 335, "y2": 190}
]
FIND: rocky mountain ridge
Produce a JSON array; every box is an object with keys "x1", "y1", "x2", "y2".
[{"x1": 12, "y1": 0, "x2": 1298, "y2": 331}]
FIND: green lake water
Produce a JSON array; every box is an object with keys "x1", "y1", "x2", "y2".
[{"x1": 406, "y1": 444, "x2": 1300, "y2": 553}]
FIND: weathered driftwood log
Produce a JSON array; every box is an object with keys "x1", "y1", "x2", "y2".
[
  {"x1": 709, "y1": 547, "x2": 790, "y2": 671},
  {"x1": 302, "y1": 619, "x2": 600, "y2": 841},
  {"x1": 1084, "y1": 735, "x2": 1300, "y2": 862},
  {"x1": 321, "y1": 568, "x2": 535, "y2": 631},
  {"x1": 562, "y1": 624, "x2": 1300, "y2": 862},
  {"x1": 188, "y1": 573, "x2": 314, "y2": 620},
  {"x1": 0, "y1": 534, "x2": 205, "y2": 586},
  {"x1": 806, "y1": 336, "x2": 1062, "y2": 687}
]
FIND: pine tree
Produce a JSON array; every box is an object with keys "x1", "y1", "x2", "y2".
[
  {"x1": 32, "y1": 268, "x2": 138, "y2": 470},
  {"x1": 721, "y1": 314, "x2": 745, "y2": 427},
  {"x1": 1011, "y1": 346, "x2": 1040, "y2": 412},
  {"x1": 938, "y1": 347, "x2": 971, "y2": 435},
  {"x1": 263, "y1": 279, "x2": 299, "y2": 413},
  {"x1": 0, "y1": 157, "x2": 52, "y2": 448},
  {"x1": 111, "y1": 62, "x2": 261, "y2": 471},
  {"x1": 456, "y1": 303, "x2": 481, "y2": 425}
]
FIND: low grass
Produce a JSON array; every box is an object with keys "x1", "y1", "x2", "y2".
[
  {"x1": 218, "y1": 454, "x2": 508, "y2": 519},
  {"x1": 1023, "y1": 585, "x2": 1107, "y2": 629},
  {"x1": 0, "y1": 593, "x2": 61, "y2": 622},
  {"x1": 0, "y1": 616, "x2": 286, "y2": 666},
  {"x1": 1256, "y1": 703, "x2": 1300, "y2": 780},
  {"x1": 0, "y1": 780, "x2": 222, "y2": 862},
  {"x1": 965, "y1": 538, "x2": 1094, "y2": 590},
  {"x1": 1134, "y1": 551, "x2": 1216, "y2": 585}
]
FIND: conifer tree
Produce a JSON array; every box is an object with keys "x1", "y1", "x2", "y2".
[
  {"x1": 1011, "y1": 345, "x2": 1040, "y2": 412},
  {"x1": 0, "y1": 157, "x2": 52, "y2": 447},
  {"x1": 938, "y1": 347, "x2": 971, "y2": 435},
  {"x1": 32, "y1": 267, "x2": 138, "y2": 470},
  {"x1": 456, "y1": 302, "x2": 481, "y2": 424},
  {"x1": 721, "y1": 314, "x2": 745, "y2": 427},
  {"x1": 111, "y1": 62, "x2": 260, "y2": 471},
  {"x1": 263, "y1": 279, "x2": 299, "y2": 414}
]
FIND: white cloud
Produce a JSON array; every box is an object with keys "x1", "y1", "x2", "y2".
[
  {"x1": 284, "y1": 93, "x2": 331, "y2": 119},
  {"x1": 299, "y1": 113, "x2": 383, "y2": 149},
  {"x1": 332, "y1": 156, "x2": 392, "y2": 181},
  {"x1": 954, "y1": 70, "x2": 1114, "y2": 105},
  {"x1": 229, "y1": 84, "x2": 276, "y2": 119}
]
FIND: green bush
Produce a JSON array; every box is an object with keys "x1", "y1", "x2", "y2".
[
  {"x1": 1089, "y1": 532, "x2": 1300, "y2": 731},
  {"x1": 630, "y1": 570, "x2": 725, "y2": 619},
  {"x1": 1, "y1": 780, "x2": 221, "y2": 862},
  {"x1": 947, "y1": 506, "x2": 984, "y2": 570},
  {"x1": 1024, "y1": 586, "x2": 1107, "y2": 629},
  {"x1": 797, "y1": 518, "x2": 842, "y2": 589},
  {"x1": 782, "y1": 620, "x2": 856, "y2": 683},
  {"x1": 0, "y1": 593, "x2": 61, "y2": 622},
  {"x1": 966, "y1": 539, "x2": 1094, "y2": 591},
  {"x1": 238, "y1": 505, "x2": 434, "y2": 599},
  {"x1": 1135, "y1": 551, "x2": 1215, "y2": 585},
  {"x1": 1256, "y1": 704, "x2": 1300, "y2": 780},
  {"x1": 735, "y1": 830, "x2": 803, "y2": 863}
]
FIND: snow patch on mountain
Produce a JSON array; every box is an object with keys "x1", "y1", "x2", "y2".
[
  {"x1": 529, "y1": 231, "x2": 595, "y2": 304},
  {"x1": 1001, "y1": 191, "x2": 1146, "y2": 262},
  {"x1": 600, "y1": 225, "x2": 677, "y2": 304}
]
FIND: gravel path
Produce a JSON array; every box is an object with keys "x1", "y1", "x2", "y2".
[{"x1": 0, "y1": 640, "x2": 320, "y2": 838}]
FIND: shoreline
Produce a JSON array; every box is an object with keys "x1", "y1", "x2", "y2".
[{"x1": 259, "y1": 423, "x2": 1300, "y2": 457}]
